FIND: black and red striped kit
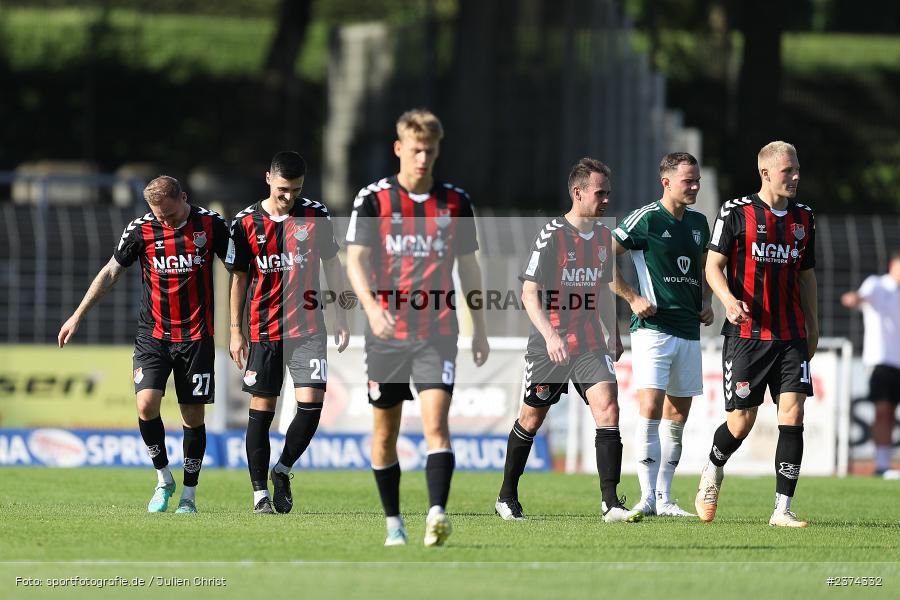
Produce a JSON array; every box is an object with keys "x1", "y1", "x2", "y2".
[
  {"x1": 227, "y1": 199, "x2": 339, "y2": 342},
  {"x1": 345, "y1": 176, "x2": 478, "y2": 340},
  {"x1": 114, "y1": 205, "x2": 229, "y2": 402},
  {"x1": 518, "y1": 217, "x2": 617, "y2": 408},
  {"x1": 345, "y1": 176, "x2": 478, "y2": 405},
  {"x1": 708, "y1": 194, "x2": 816, "y2": 408},
  {"x1": 115, "y1": 205, "x2": 229, "y2": 341}
]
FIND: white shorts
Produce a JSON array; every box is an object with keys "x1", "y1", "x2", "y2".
[{"x1": 630, "y1": 328, "x2": 703, "y2": 397}]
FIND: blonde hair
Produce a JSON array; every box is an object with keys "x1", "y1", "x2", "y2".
[
  {"x1": 143, "y1": 176, "x2": 182, "y2": 205},
  {"x1": 396, "y1": 109, "x2": 444, "y2": 142},
  {"x1": 757, "y1": 141, "x2": 797, "y2": 171}
]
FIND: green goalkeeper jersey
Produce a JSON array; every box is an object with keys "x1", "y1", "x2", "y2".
[{"x1": 613, "y1": 201, "x2": 710, "y2": 340}]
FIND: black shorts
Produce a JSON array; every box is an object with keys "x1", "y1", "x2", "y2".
[
  {"x1": 242, "y1": 334, "x2": 328, "y2": 397},
  {"x1": 523, "y1": 350, "x2": 617, "y2": 408},
  {"x1": 365, "y1": 336, "x2": 458, "y2": 409},
  {"x1": 722, "y1": 336, "x2": 814, "y2": 411},
  {"x1": 869, "y1": 364, "x2": 900, "y2": 406},
  {"x1": 133, "y1": 335, "x2": 215, "y2": 404}
]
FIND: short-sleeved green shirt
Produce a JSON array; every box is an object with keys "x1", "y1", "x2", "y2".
[{"x1": 613, "y1": 201, "x2": 710, "y2": 340}]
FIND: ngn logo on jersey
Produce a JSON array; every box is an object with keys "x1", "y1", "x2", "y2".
[
  {"x1": 561, "y1": 267, "x2": 604, "y2": 286},
  {"x1": 384, "y1": 234, "x2": 437, "y2": 257},
  {"x1": 256, "y1": 251, "x2": 308, "y2": 272},
  {"x1": 151, "y1": 254, "x2": 202, "y2": 273},
  {"x1": 751, "y1": 242, "x2": 801, "y2": 264}
]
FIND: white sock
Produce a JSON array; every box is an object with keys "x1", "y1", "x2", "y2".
[
  {"x1": 386, "y1": 515, "x2": 404, "y2": 530},
  {"x1": 156, "y1": 467, "x2": 174, "y2": 486},
  {"x1": 704, "y1": 461, "x2": 725, "y2": 483},
  {"x1": 181, "y1": 485, "x2": 196, "y2": 501},
  {"x1": 428, "y1": 505, "x2": 445, "y2": 518},
  {"x1": 775, "y1": 492, "x2": 792, "y2": 512},
  {"x1": 253, "y1": 489, "x2": 270, "y2": 504},
  {"x1": 635, "y1": 416, "x2": 661, "y2": 502},
  {"x1": 656, "y1": 419, "x2": 685, "y2": 505},
  {"x1": 875, "y1": 445, "x2": 893, "y2": 472},
  {"x1": 274, "y1": 462, "x2": 291, "y2": 475}
]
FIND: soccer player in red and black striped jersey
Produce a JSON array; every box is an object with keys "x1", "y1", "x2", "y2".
[
  {"x1": 58, "y1": 176, "x2": 230, "y2": 514},
  {"x1": 695, "y1": 141, "x2": 818, "y2": 528},
  {"x1": 494, "y1": 158, "x2": 641, "y2": 524},
  {"x1": 227, "y1": 151, "x2": 350, "y2": 514},
  {"x1": 345, "y1": 110, "x2": 490, "y2": 547}
]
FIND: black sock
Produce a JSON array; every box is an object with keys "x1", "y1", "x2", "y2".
[
  {"x1": 246, "y1": 409, "x2": 274, "y2": 491},
  {"x1": 709, "y1": 422, "x2": 744, "y2": 467},
  {"x1": 278, "y1": 401, "x2": 323, "y2": 468},
  {"x1": 138, "y1": 416, "x2": 168, "y2": 469},
  {"x1": 595, "y1": 427, "x2": 622, "y2": 509},
  {"x1": 775, "y1": 424, "x2": 804, "y2": 497},
  {"x1": 499, "y1": 420, "x2": 535, "y2": 501},
  {"x1": 373, "y1": 462, "x2": 401, "y2": 517},
  {"x1": 425, "y1": 450, "x2": 455, "y2": 509},
  {"x1": 182, "y1": 424, "x2": 206, "y2": 488}
]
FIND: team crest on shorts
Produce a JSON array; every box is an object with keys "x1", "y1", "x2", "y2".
[
  {"x1": 133, "y1": 367, "x2": 144, "y2": 384},
  {"x1": 735, "y1": 381, "x2": 751, "y2": 399},
  {"x1": 294, "y1": 224, "x2": 310, "y2": 242},
  {"x1": 791, "y1": 224, "x2": 805, "y2": 240},
  {"x1": 243, "y1": 371, "x2": 257, "y2": 386},
  {"x1": 368, "y1": 381, "x2": 382, "y2": 401},
  {"x1": 193, "y1": 231, "x2": 207, "y2": 248},
  {"x1": 534, "y1": 384, "x2": 551, "y2": 400}
]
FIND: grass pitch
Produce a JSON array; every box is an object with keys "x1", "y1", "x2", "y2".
[{"x1": 1, "y1": 468, "x2": 898, "y2": 599}]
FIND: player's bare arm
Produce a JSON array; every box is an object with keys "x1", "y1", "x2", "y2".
[
  {"x1": 705, "y1": 249, "x2": 750, "y2": 324},
  {"x1": 345, "y1": 244, "x2": 395, "y2": 339},
  {"x1": 609, "y1": 238, "x2": 656, "y2": 318},
  {"x1": 58, "y1": 255, "x2": 127, "y2": 347},
  {"x1": 799, "y1": 268, "x2": 819, "y2": 358},
  {"x1": 322, "y1": 255, "x2": 350, "y2": 352},
  {"x1": 840, "y1": 290, "x2": 865, "y2": 309},
  {"x1": 700, "y1": 250, "x2": 714, "y2": 326},
  {"x1": 457, "y1": 252, "x2": 490, "y2": 366},
  {"x1": 521, "y1": 279, "x2": 568, "y2": 365},
  {"x1": 229, "y1": 270, "x2": 250, "y2": 370},
  {"x1": 599, "y1": 285, "x2": 624, "y2": 361}
]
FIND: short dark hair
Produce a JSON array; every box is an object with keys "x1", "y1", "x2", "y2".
[
  {"x1": 890, "y1": 249, "x2": 900, "y2": 263},
  {"x1": 568, "y1": 157, "x2": 611, "y2": 194},
  {"x1": 269, "y1": 151, "x2": 307, "y2": 179},
  {"x1": 659, "y1": 152, "x2": 698, "y2": 176}
]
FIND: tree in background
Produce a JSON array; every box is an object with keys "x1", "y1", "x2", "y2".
[{"x1": 263, "y1": 0, "x2": 314, "y2": 149}]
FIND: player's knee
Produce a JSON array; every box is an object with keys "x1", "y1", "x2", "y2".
[
  {"x1": 371, "y1": 427, "x2": 400, "y2": 450},
  {"x1": 518, "y1": 407, "x2": 547, "y2": 432},
  {"x1": 421, "y1": 419, "x2": 449, "y2": 443},
  {"x1": 601, "y1": 403, "x2": 620, "y2": 425},
  {"x1": 136, "y1": 399, "x2": 160, "y2": 421},
  {"x1": 779, "y1": 406, "x2": 804, "y2": 426},
  {"x1": 180, "y1": 406, "x2": 205, "y2": 428},
  {"x1": 728, "y1": 420, "x2": 753, "y2": 439}
]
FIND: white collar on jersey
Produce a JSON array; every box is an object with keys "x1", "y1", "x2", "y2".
[
  {"x1": 408, "y1": 192, "x2": 430, "y2": 203},
  {"x1": 578, "y1": 230, "x2": 595, "y2": 241}
]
